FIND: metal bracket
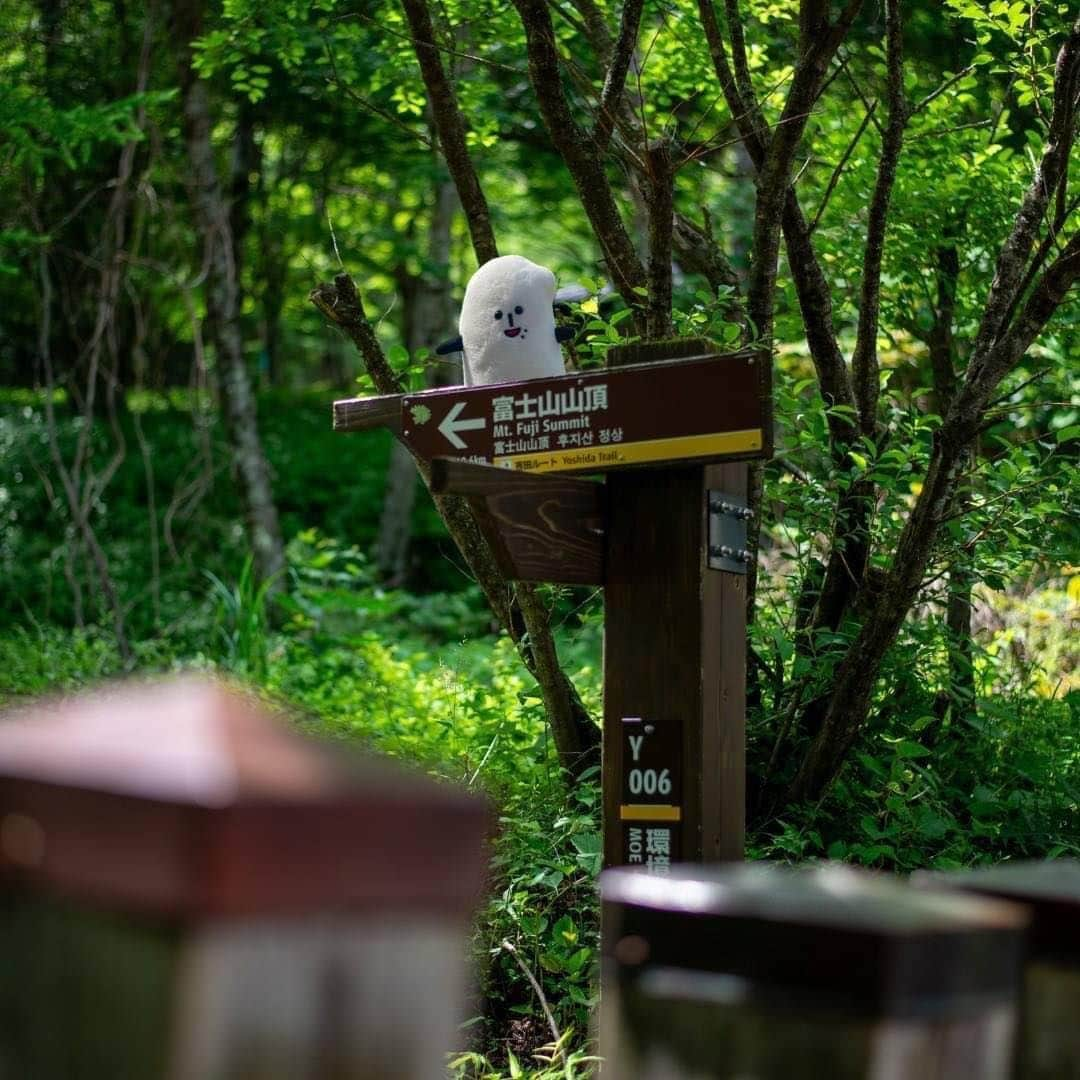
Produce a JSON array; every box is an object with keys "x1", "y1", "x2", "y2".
[{"x1": 708, "y1": 491, "x2": 753, "y2": 574}]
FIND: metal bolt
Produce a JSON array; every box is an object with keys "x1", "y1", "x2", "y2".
[
  {"x1": 710, "y1": 545, "x2": 754, "y2": 563},
  {"x1": 709, "y1": 499, "x2": 754, "y2": 523}
]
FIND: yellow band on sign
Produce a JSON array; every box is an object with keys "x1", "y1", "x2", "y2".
[
  {"x1": 620, "y1": 804, "x2": 682, "y2": 822},
  {"x1": 492, "y1": 429, "x2": 763, "y2": 473}
]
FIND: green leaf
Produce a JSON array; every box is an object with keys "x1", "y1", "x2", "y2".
[{"x1": 893, "y1": 740, "x2": 929, "y2": 759}]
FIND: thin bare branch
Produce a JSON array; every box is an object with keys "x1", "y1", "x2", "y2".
[
  {"x1": 502, "y1": 941, "x2": 564, "y2": 1059},
  {"x1": 352, "y1": 8, "x2": 525, "y2": 74},
  {"x1": 322, "y1": 38, "x2": 433, "y2": 149},
  {"x1": 913, "y1": 63, "x2": 976, "y2": 115},
  {"x1": 839, "y1": 57, "x2": 886, "y2": 135},
  {"x1": 908, "y1": 118, "x2": 992, "y2": 140},
  {"x1": 808, "y1": 98, "x2": 877, "y2": 233}
]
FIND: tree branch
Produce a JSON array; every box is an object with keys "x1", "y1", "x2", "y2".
[
  {"x1": 912, "y1": 63, "x2": 975, "y2": 116},
  {"x1": 787, "y1": 170, "x2": 1080, "y2": 805},
  {"x1": 593, "y1": 0, "x2": 644, "y2": 152},
  {"x1": 565, "y1": 0, "x2": 742, "y2": 299},
  {"x1": 725, "y1": 0, "x2": 767, "y2": 144},
  {"x1": 512, "y1": 0, "x2": 647, "y2": 320},
  {"x1": 747, "y1": 0, "x2": 865, "y2": 343},
  {"x1": 312, "y1": 273, "x2": 599, "y2": 776},
  {"x1": 809, "y1": 98, "x2": 877, "y2": 233},
  {"x1": 698, "y1": 0, "x2": 857, "y2": 445},
  {"x1": 698, "y1": 0, "x2": 766, "y2": 165},
  {"x1": 399, "y1": 0, "x2": 499, "y2": 265},
  {"x1": 969, "y1": 15, "x2": 1080, "y2": 367},
  {"x1": 851, "y1": 0, "x2": 907, "y2": 436},
  {"x1": 645, "y1": 138, "x2": 675, "y2": 337}
]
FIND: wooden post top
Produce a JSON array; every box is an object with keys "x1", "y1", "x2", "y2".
[
  {"x1": 602, "y1": 863, "x2": 1029, "y2": 1018},
  {"x1": 0, "y1": 678, "x2": 489, "y2": 918},
  {"x1": 916, "y1": 860, "x2": 1080, "y2": 966}
]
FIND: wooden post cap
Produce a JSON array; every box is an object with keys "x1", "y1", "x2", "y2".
[
  {"x1": 0, "y1": 677, "x2": 489, "y2": 918},
  {"x1": 601, "y1": 863, "x2": 1029, "y2": 1018},
  {"x1": 915, "y1": 860, "x2": 1080, "y2": 966}
]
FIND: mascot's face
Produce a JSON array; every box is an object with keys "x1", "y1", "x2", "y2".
[
  {"x1": 493, "y1": 302, "x2": 527, "y2": 339},
  {"x1": 458, "y1": 255, "x2": 566, "y2": 386}
]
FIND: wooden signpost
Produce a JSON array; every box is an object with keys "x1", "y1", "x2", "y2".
[{"x1": 335, "y1": 338, "x2": 771, "y2": 868}]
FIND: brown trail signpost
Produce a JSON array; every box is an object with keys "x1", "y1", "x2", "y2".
[{"x1": 334, "y1": 338, "x2": 771, "y2": 869}]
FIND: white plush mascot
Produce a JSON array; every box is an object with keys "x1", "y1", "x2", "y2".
[{"x1": 436, "y1": 255, "x2": 583, "y2": 386}]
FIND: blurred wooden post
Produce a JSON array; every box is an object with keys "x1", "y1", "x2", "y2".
[
  {"x1": 916, "y1": 859, "x2": 1080, "y2": 1079},
  {"x1": 600, "y1": 863, "x2": 1028, "y2": 1079},
  {"x1": 0, "y1": 677, "x2": 489, "y2": 1080}
]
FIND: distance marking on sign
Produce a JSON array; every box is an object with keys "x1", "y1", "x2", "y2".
[{"x1": 621, "y1": 714, "x2": 680, "y2": 873}]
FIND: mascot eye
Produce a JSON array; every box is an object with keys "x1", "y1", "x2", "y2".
[
  {"x1": 514, "y1": 305, "x2": 523, "y2": 315},
  {"x1": 493, "y1": 310, "x2": 503, "y2": 320}
]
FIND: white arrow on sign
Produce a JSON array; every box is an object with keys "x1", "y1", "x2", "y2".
[{"x1": 438, "y1": 401, "x2": 487, "y2": 449}]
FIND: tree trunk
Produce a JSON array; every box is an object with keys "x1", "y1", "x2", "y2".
[
  {"x1": 944, "y1": 541, "x2": 977, "y2": 722},
  {"x1": 929, "y1": 242, "x2": 977, "y2": 725},
  {"x1": 312, "y1": 274, "x2": 599, "y2": 778},
  {"x1": 374, "y1": 177, "x2": 457, "y2": 584},
  {"x1": 174, "y1": 0, "x2": 286, "y2": 591}
]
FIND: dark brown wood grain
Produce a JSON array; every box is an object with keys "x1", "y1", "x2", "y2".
[
  {"x1": 600, "y1": 341, "x2": 749, "y2": 870},
  {"x1": 333, "y1": 394, "x2": 403, "y2": 434},
  {"x1": 431, "y1": 459, "x2": 605, "y2": 584},
  {"x1": 400, "y1": 350, "x2": 765, "y2": 473},
  {"x1": 703, "y1": 461, "x2": 747, "y2": 861},
  {"x1": 602, "y1": 463, "x2": 746, "y2": 868}
]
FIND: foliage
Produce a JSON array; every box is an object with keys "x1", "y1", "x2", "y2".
[
  {"x1": 2, "y1": 419, "x2": 1077, "y2": 1073},
  {"x1": 2, "y1": 0, "x2": 1080, "y2": 1073}
]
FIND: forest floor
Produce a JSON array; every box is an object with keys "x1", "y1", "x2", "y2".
[{"x1": 1, "y1": 388, "x2": 1077, "y2": 1077}]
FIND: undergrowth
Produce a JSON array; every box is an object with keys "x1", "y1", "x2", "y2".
[{"x1": 1, "y1": 391, "x2": 1078, "y2": 1077}]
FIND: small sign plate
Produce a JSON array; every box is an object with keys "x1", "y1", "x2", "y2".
[
  {"x1": 620, "y1": 715, "x2": 681, "y2": 874},
  {"x1": 400, "y1": 353, "x2": 766, "y2": 475}
]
